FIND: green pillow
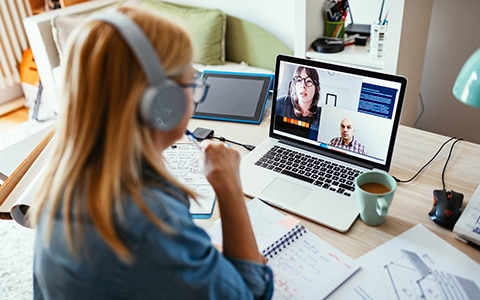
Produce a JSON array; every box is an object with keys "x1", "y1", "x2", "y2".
[{"x1": 142, "y1": 0, "x2": 226, "y2": 65}]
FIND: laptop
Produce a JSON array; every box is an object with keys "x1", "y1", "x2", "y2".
[{"x1": 240, "y1": 55, "x2": 407, "y2": 232}]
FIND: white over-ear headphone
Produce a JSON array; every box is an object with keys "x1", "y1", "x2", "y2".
[{"x1": 91, "y1": 11, "x2": 187, "y2": 131}]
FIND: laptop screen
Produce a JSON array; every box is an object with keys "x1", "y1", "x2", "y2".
[{"x1": 271, "y1": 55, "x2": 407, "y2": 171}]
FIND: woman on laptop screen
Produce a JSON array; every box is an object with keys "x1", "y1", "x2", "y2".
[{"x1": 276, "y1": 66, "x2": 322, "y2": 139}]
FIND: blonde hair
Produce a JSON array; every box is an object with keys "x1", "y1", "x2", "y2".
[{"x1": 29, "y1": 6, "x2": 195, "y2": 262}]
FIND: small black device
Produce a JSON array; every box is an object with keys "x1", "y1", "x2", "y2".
[
  {"x1": 429, "y1": 189, "x2": 464, "y2": 229},
  {"x1": 311, "y1": 38, "x2": 345, "y2": 53},
  {"x1": 344, "y1": 23, "x2": 371, "y2": 37},
  {"x1": 192, "y1": 127, "x2": 214, "y2": 141},
  {"x1": 344, "y1": 6, "x2": 371, "y2": 37}
]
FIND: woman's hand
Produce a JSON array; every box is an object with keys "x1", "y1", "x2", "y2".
[
  {"x1": 200, "y1": 141, "x2": 242, "y2": 199},
  {"x1": 199, "y1": 140, "x2": 263, "y2": 263}
]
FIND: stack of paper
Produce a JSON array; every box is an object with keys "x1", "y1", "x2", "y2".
[
  {"x1": 329, "y1": 224, "x2": 480, "y2": 299},
  {"x1": 454, "y1": 184, "x2": 480, "y2": 248}
]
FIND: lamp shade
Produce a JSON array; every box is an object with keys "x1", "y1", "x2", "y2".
[{"x1": 452, "y1": 48, "x2": 480, "y2": 107}]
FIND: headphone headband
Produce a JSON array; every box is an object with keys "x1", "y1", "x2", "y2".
[
  {"x1": 88, "y1": 10, "x2": 187, "y2": 131},
  {"x1": 91, "y1": 11, "x2": 166, "y2": 86}
]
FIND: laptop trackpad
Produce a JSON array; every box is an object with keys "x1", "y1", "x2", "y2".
[{"x1": 261, "y1": 178, "x2": 311, "y2": 207}]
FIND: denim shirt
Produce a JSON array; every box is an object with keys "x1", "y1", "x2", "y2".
[{"x1": 33, "y1": 170, "x2": 273, "y2": 300}]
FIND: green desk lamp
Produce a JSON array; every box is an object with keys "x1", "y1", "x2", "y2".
[{"x1": 452, "y1": 48, "x2": 480, "y2": 107}]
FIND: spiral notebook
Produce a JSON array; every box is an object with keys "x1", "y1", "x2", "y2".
[{"x1": 208, "y1": 198, "x2": 360, "y2": 299}]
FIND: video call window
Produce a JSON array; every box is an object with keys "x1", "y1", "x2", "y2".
[{"x1": 273, "y1": 61, "x2": 402, "y2": 165}]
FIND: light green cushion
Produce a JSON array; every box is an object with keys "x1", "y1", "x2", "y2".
[
  {"x1": 142, "y1": 0, "x2": 226, "y2": 65},
  {"x1": 225, "y1": 16, "x2": 293, "y2": 71}
]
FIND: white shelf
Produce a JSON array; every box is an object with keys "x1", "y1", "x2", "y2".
[
  {"x1": 306, "y1": 44, "x2": 384, "y2": 71},
  {"x1": 295, "y1": 0, "x2": 405, "y2": 74}
]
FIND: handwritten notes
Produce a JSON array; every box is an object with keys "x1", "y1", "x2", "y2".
[{"x1": 163, "y1": 143, "x2": 215, "y2": 218}]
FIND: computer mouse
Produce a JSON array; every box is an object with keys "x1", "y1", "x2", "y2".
[{"x1": 429, "y1": 189, "x2": 463, "y2": 229}]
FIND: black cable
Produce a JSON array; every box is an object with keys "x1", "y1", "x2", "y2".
[
  {"x1": 440, "y1": 138, "x2": 463, "y2": 190},
  {"x1": 394, "y1": 137, "x2": 462, "y2": 184},
  {"x1": 414, "y1": 92, "x2": 425, "y2": 127},
  {"x1": 211, "y1": 136, "x2": 256, "y2": 151}
]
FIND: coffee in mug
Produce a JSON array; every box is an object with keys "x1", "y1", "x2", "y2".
[{"x1": 359, "y1": 182, "x2": 390, "y2": 194}]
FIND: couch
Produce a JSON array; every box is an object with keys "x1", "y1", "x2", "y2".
[{"x1": 23, "y1": 0, "x2": 292, "y2": 116}]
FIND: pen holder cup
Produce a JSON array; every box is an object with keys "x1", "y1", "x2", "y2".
[
  {"x1": 370, "y1": 23, "x2": 388, "y2": 59},
  {"x1": 324, "y1": 20, "x2": 345, "y2": 39}
]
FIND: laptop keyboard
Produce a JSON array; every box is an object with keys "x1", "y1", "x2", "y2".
[{"x1": 255, "y1": 146, "x2": 363, "y2": 197}]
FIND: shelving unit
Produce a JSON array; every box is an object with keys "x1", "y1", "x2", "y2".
[
  {"x1": 306, "y1": 45, "x2": 384, "y2": 71},
  {"x1": 294, "y1": 0, "x2": 406, "y2": 74},
  {"x1": 294, "y1": 0, "x2": 434, "y2": 126}
]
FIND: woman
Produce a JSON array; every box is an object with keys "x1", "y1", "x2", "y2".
[
  {"x1": 30, "y1": 6, "x2": 273, "y2": 299},
  {"x1": 276, "y1": 66, "x2": 321, "y2": 126}
]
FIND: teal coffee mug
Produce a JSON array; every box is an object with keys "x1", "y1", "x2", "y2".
[{"x1": 355, "y1": 170, "x2": 396, "y2": 226}]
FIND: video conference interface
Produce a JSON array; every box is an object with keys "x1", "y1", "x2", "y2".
[{"x1": 272, "y1": 61, "x2": 403, "y2": 166}]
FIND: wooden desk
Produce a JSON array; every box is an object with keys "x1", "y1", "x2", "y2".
[
  {"x1": 2, "y1": 103, "x2": 478, "y2": 264},
  {"x1": 0, "y1": 104, "x2": 28, "y2": 129},
  {"x1": 189, "y1": 112, "x2": 480, "y2": 264}
]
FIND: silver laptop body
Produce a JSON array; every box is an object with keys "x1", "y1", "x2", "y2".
[{"x1": 240, "y1": 55, "x2": 407, "y2": 232}]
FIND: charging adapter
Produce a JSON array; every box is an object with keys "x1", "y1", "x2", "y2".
[{"x1": 192, "y1": 127, "x2": 214, "y2": 141}]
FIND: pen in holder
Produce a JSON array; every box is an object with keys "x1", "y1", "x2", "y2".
[
  {"x1": 370, "y1": 22, "x2": 388, "y2": 60},
  {"x1": 322, "y1": 0, "x2": 348, "y2": 40}
]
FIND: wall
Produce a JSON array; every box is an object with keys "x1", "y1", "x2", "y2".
[
  {"x1": 166, "y1": 0, "x2": 296, "y2": 50},
  {"x1": 417, "y1": 0, "x2": 480, "y2": 143},
  {"x1": 346, "y1": 0, "x2": 433, "y2": 128},
  {"x1": 348, "y1": 0, "x2": 390, "y2": 24}
]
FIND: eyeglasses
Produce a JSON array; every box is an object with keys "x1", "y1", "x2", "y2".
[
  {"x1": 292, "y1": 76, "x2": 317, "y2": 87},
  {"x1": 179, "y1": 76, "x2": 210, "y2": 104}
]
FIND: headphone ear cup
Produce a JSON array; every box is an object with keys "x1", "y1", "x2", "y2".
[{"x1": 140, "y1": 80, "x2": 187, "y2": 131}]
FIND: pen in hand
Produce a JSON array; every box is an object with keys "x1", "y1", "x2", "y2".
[{"x1": 185, "y1": 129, "x2": 202, "y2": 150}]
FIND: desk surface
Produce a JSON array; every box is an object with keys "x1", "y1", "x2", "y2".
[
  {"x1": 2, "y1": 105, "x2": 478, "y2": 263},
  {"x1": 190, "y1": 109, "x2": 480, "y2": 264}
]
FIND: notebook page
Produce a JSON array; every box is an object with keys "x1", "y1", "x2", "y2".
[
  {"x1": 207, "y1": 198, "x2": 359, "y2": 299},
  {"x1": 208, "y1": 198, "x2": 299, "y2": 251},
  {"x1": 266, "y1": 226, "x2": 359, "y2": 300}
]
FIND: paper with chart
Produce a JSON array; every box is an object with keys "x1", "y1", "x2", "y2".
[
  {"x1": 454, "y1": 184, "x2": 480, "y2": 247},
  {"x1": 208, "y1": 198, "x2": 360, "y2": 300},
  {"x1": 163, "y1": 143, "x2": 215, "y2": 218},
  {"x1": 329, "y1": 224, "x2": 480, "y2": 300}
]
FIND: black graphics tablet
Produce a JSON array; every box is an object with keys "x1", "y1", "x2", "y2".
[{"x1": 193, "y1": 71, "x2": 274, "y2": 124}]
